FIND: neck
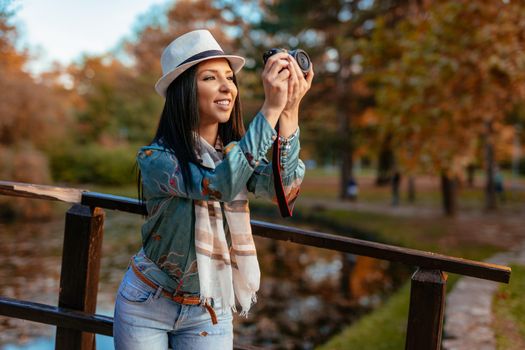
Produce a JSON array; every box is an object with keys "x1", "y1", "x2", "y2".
[{"x1": 199, "y1": 122, "x2": 219, "y2": 146}]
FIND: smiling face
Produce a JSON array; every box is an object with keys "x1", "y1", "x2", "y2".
[{"x1": 196, "y1": 58, "x2": 238, "y2": 128}]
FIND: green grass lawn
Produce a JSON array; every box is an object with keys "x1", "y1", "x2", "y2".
[
  {"x1": 314, "y1": 272, "x2": 469, "y2": 350},
  {"x1": 494, "y1": 264, "x2": 525, "y2": 350},
  {"x1": 318, "y1": 282, "x2": 411, "y2": 350}
]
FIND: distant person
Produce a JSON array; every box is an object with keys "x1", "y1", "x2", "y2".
[
  {"x1": 346, "y1": 177, "x2": 358, "y2": 200},
  {"x1": 494, "y1": 167, "x2": 505, "y2": 203},
  {"x1": 391, "y1": 170, "x2": 401, "y2": 206},
  {"x1": 113, "y1": 30, "x2": 313, "y2": 349}
]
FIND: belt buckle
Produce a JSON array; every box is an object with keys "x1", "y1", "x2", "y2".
[
  {"x1": 170, "y1": 292, "x2": 181, "y2": 303},
  {"x1": 172, "y1": 292, "x2": 189, "y2": 304}
]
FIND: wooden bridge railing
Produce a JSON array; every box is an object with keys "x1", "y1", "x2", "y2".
[{"x1": 0, "y1": 181, "x2": 511, "y2": 350}]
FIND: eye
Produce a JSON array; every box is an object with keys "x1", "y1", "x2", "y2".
[
  {"x1": 202, "y1": 75, "x2": 215, "y2": 81},
  {"x1": 227, "y1": 76, "x2": 234, "y2": 81}
]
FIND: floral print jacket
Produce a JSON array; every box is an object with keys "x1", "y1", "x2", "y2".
[{"x1": 132, "y1": 112, "x2": 305, "y2": 294}]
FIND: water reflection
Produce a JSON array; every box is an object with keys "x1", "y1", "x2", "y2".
[
  {"x1": 0, "y1": 208, "x2": 143, "y2": 348},
  {"x1": 0, "y1": 205, "x2": 401, "y2": 350},
  {"x1": 305, "y1": 258, "x2": 343, "y2": 284},
  {"x1": 1, "y1": 335, "x2": 114, "y2": 350},
  {"x1": 0, "y1": 217, "x2": 63, "y2": 346}
]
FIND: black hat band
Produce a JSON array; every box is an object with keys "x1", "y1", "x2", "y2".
[{"x1": 177, "y1": 50, "x2": 226, "y2": 67}]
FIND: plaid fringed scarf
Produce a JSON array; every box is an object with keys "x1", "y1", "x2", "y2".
[{"x1": 194, "y1": 135, "x2": 260, "y2": 316}]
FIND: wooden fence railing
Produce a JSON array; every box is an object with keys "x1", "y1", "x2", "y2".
[{"x1": 0, "y1": 181, "x2": 511, "y2": 350}]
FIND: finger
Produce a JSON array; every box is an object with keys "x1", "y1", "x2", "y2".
[
  {"x1": 288, "y1": 78, "x2": 295, "y2": 102},
  {"x1": 277, "y1": 67, "x2": 291, "y2": 81},
  {"x1": 289, "y1": 58, "x2": 305, "y2": 83},
  {"x1": 287, "y1": 72, "x2": 295, "y2": 101},
  {"x1": 263, "y1": 59, "x2": 290, "y2": 76},
  {"x1": 305, "y1": 62, "x2": 314, "y2": 85},
  {"x1": 266, "y1": 59, "x2": 290, "y2": 80},
  {"x1": 263, "y1": 52, "x2": 289, "y2": 73},
  {"x1": 264, "y1": 52, "x2": 289, "y2": 66},
  {"x1": 287, "y1": 58, "x2": 299, "y2": 98}
]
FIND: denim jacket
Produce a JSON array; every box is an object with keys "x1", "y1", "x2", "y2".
[{"x1": 132, "y1": 112, "x2": 305, "y2": 294}]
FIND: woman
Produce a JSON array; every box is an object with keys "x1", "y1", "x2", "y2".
[{"x1": 113, "y1": 29, "x2": 313, "y2": 349}]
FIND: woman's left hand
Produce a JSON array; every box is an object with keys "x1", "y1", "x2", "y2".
[
  {"x1": 279, "y1": 57, "x2": 314, "y2": 138},
  {"x1": 284, "y1": 57, "x2": 314, "y2": 113}
]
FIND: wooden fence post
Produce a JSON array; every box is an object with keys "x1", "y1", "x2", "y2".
[
  {"x1": 405, "y1": 268, "x2": 447, "y2": 350},
  {"x1": 55, "y1": 204, "x2": 105, "y2": 350}
]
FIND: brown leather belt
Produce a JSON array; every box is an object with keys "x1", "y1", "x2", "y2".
[{"x1": 130, "y1": 261, "x2": 218, "y2": 324}]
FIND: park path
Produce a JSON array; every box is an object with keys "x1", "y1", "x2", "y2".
[
  {"x1": 442, "y1": 247, "x2": 525, "y2": 350},
  {"x1": 297, "y1": 196, "x2": 525, "y2": 350}
]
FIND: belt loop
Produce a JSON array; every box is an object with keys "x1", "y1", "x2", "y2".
[{"x1": 154, "y1": 286, "x2": 163, "y2": 299}]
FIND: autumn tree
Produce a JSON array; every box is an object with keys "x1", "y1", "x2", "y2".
[
  {"x1": 67, "y1": 0, "x2": 251, "y2": 146},
  {"x1": 66, "y1": 55, "x2": 145, "y2": 144},
  {"x1": 246, "y1": 0, "x2": 426, "y2": 199},
  {"x1": 0, "y1": 0, "x2": 71, "y2": 218},
  {"x1": 362, "y1": 0, "x2": 525, "y2": 215}
]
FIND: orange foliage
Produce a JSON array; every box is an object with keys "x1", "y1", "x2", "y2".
[
  {"x1": 364, "y1": 0, "x2": 525, "y2": 175},
  {"x1": 0, "y1": 2, "x2": 71, "y2": 218}
]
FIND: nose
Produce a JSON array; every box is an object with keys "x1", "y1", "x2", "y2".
[{"x1": 219, "y1": 79, "x2": 231, "y2": 92}]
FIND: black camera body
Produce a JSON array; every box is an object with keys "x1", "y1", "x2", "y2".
[{"x1": 263, "y1": 48, "x2": 311, "y2": 76}]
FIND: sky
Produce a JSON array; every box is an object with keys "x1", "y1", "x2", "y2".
[{"x1": 13, "y1": 0, "x2": 169, "y2": 75}]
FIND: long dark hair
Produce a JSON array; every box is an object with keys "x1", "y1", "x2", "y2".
[{"x1": 137, "y1": 61, "x2": 245, "y2": 204}]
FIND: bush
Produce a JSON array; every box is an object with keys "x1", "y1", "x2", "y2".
[
  {"x1": 49, "y1": 144, "x2": 138, "y2": 185},
  {"x1": 0, "y1": 144, "x2": 54, "y2": 219}
]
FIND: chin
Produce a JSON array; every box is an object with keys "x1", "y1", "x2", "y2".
[
  {"x1": 201, "y1": 110, "x2": 233, "y2": 125},
  {"x1": 217, "y1": 113, "x2": 233, "y2": 124}
]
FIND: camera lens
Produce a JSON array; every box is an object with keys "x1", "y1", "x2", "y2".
[
  {"x1": 289, "y1": 49, "x2": 311, "y2": 74},
  {"x1": 295, "y1": 52, "x2": 310, "y2": 70}
]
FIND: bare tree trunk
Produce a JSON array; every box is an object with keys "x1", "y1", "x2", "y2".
[
  {"x1": 407, "y1": 176, "x2": 416, "y2": 203},
  {"x1": 391, "y1": 171, "x2": 401, "y2": 206},
  {"x1": 337, "y1": 65, "x2": 354, "y2": 200},
  {"x1": 485, "y1": 121, "x2": 497, "y2": 210},
  {"x1": 466, "y1": 164, "x2": 476, "y2": 187},
  {"x1": 340, "y1": 143, "x2": 354, "y2": 200},
  {"x1": 441, "y1": 172, "x2": 457, "y2": 216},
  {"x1": 376, "y1": 134, "x2": 394, "y2": 186}
]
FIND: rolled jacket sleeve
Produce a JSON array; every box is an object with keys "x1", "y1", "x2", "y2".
[{"x1": 247, "y1": 127, "x2": 305, "y2": 210}]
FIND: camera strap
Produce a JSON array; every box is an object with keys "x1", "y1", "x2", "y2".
[{"x1": 272, "y1": 124, "x2": 292, "y2": 217}]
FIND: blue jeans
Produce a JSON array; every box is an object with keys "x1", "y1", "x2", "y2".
[{"x1": 113, "y1": 267, "x2": 233, "y2": 350}]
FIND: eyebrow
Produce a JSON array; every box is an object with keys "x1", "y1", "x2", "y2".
[{"x1": 199, "y1": 69, "x2": 233, "y2": 75}]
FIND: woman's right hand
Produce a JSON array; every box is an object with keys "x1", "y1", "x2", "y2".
[{"x1": 260, "y1": 52, "x2": 291, "y2": 128}]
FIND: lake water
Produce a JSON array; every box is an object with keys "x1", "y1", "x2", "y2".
[{"x1": 1, "y1": 335, "x2": 114, "y2": 350}]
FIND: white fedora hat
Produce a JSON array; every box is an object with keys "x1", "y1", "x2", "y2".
[{"x1": 155, "y1": 29, "x2": 245, "y2": 98}]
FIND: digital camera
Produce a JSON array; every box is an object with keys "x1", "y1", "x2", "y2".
[{"x1": 262, "y1": 48, "x2": 311, "y2": 76}]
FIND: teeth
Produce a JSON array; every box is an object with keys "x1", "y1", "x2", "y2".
[{"x1": 215, "y1": 100, "x2": 230, "y2": 105}]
